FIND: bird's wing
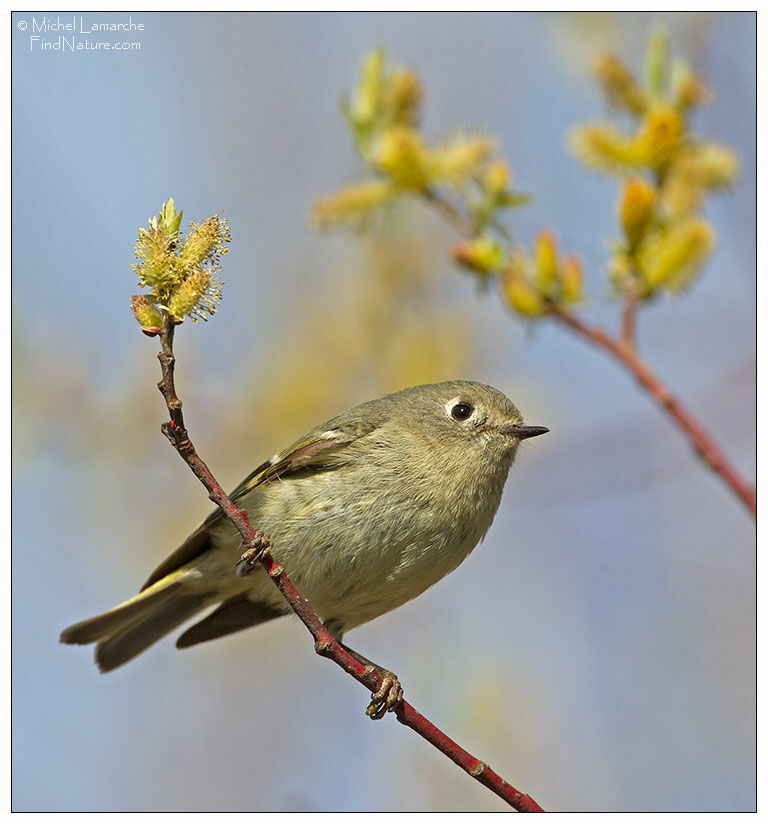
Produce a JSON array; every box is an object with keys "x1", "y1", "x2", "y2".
[
  {"x1": 216, "y1": 419, "x2": 378, "y2": 516},
  {"x1": 140, "y1": 421, "x2": 377, "y2": 592},
  {"x1": 175, "y1": 593, "x2": 287, "y2": 648}
]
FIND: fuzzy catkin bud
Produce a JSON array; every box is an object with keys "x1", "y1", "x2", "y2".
[
  {"x1": 133, "y1": 226, "x2": 181, "y2": 293},
  {"x1": 694, "y1": 144, "x2": 739, "y2": 190},
  {"x1": 620, "y1": 179, "x2": 656, "y2": 248},
  {"x1": 502, "y1": 273, "x2": 544, "y2": 317},
  {"x1": 181, "y1": 215, "x2": 230, "y2": 269},
  {"x1": 533, "y1": 231, "x2": 559, "y2": 295},
  {"x1": 168, "y1": 270, "x2": 212, "y2": 319},
  {"x1": 130, "y1": 295, "x2": 163, "y2": 329},
  {"x1": 569, "y1": 124, "x2": 639, "y2": 174},
  {"x1": 351, "y1": 50, "x2": 385, "y2": 128},
  {"x1": 635, "y1": 107, "x2": 683, "y2": 170},
  {"x1": 383, "y1": 68, "x2": 423, "y2": 128},
  {"x1": 594, "y1": 55, "x2": 647, "y2": 115},
  {"x1": 452, "y1": 234, "x2": 506, "y2": 275},
  {"x1": 674, "y1": 68, "x2": 711, "y2": 112},
  {"x1": 638, "y1": 220, "x2": 714, "y2": 292},
  {"x1": 376, "y1": 127, "x2": 431, "y2": 190},
  {"x1": 661, "y1": 145, "x2": 738, "y2": 220},
  {"x1": 560, "y1": 256, "x2": 583, "y2": 304},
  {"x1": 311, "y1": 180, "x2": 394, "y2": 229},
  {"x1": 432, "y1": 135, "x2": 495, "y2": 185},
  {"x1": 484, "y1": 161, "x2": 510, "y2": 197},
  {"x1": 500, "y1": 251, "x2": 545, "y2": 317}
]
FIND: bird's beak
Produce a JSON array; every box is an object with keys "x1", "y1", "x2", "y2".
[{"x1": 501, "y1": 424, "x2": 549, "y2": 440}]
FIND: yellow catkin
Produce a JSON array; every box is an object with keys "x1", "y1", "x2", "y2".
[
  {"x1": 311, "y1": 180, "x2": 394, "y2": 229},
  {"x1": 559, "y1": 256, "x2": 583, "y2": 304},
  {"x1": 382, "y1": 68, "x2": 423, "y2": 128},
  {"x1": 431, "y1": 135, "x2": 495, "y2": 185},
  {"x1": 484, "y1": 160, "x2": 510, "y2": 196},
  {"x1": 635, "y1": 106, "x2": 684, "y2": 170},
  {"x1": 533, "y1": 230, "x2": 559, "y2": 295},
  {"x1": 594, "y1": 54, "x2": 647, "y2": 115},
  {"x1": 167, "y1": 270, "x2": 218, "y2": 320},
  {"x1": 376, "y1": 127, "x2": 431, "y2": 189},
  {"x1": 181, "y1": 215, "x2": 230, "y2": 269},
  {"x1": 130, "y1": 295, "x2": 163, "y2": 328},
  {"x1": 569, "y1": 124, "x2": 640, "y2": 173},
  {"x1": 620, "y1": 178, "x2": 656, "y2": 248},
  {"x1": 674, "y1": 69, "x2": 711, "y2": 111},
  {"x1": 638, "y1": 220, "x2": 714, "y2": 291},
  {"x1": 500, "y1": 253, "x2": 544, "y2": 316},
  {"x1": 694, "y1": 143, "x2": 739, "y2": 189},
  {"x1": 350, "y1": 49, "x2": 385, "y2": 127},
  {"x1": 132, "y1": 226, "x2": 180, "y2": 293},
  {"x1": 452, "y1": 235, "x2": 505, "y2": 274},
  {"x1": 504, "y1": 276, "x2": 544, "y2": 316}
]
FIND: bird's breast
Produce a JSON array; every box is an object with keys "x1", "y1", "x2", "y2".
[{"x1": 231, "y1": 455, "x2": 510, "y2": 631}]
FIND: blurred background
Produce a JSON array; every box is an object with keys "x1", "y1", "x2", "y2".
[{"x1": 12, "y1": 11, "x2": 755, "y2": 812}]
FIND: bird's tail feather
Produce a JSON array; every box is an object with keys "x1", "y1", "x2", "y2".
[
  {"x1": 94, "y1": 594, "x2": 208, "y2": 672},
  {"x1": 60, "y1": 572, "x2": 211, "y2": 672}
]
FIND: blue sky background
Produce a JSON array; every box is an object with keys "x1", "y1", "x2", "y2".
[{"x1": 12, "y1": 12, "x2": 755, "y2": 812}]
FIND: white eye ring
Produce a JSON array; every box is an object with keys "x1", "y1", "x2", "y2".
[
  {"x1": 445, "y1": 397, "x2": 474, "y2": 421},
  {"x1": 445, "y1": 397, "x2": 461, "y2": 417}
]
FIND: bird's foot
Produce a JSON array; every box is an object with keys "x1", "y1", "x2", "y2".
[
  {"x1": 235, "y1": 531, "x2": 271, "y2": 577},
  {"x1": 365, "y1": 669, "x2": 404, "y2": 720}
]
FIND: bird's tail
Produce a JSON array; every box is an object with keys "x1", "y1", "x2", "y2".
[{"x1": 60, "y1": 572, "x2": 210, "y2": 673}]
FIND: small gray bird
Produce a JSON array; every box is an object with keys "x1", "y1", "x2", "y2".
[{"x1": 61, "y1": 380, "x2": 547, "y2": 714}]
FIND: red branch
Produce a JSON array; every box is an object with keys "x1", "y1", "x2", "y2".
[
  {"x1": 549, "y1": 306, "x2": 756, "y2": 517},
  {"x1": 154, "y1": 317, "x2": 544, "y2": 812},
  {"x1": 620, "y1": 289, "x2": 639, "y2": 348}
]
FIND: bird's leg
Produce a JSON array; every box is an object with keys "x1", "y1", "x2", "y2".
[
  {"x1": 322, "y1": 622, "x2": 402, "y2": 719},
  {"x1": 341, "y1": 642, "x2": 404, "y2": 720}
]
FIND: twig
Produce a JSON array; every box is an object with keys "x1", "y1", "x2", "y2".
[
  {"x1": 422, "y1": 187, "x2": 472, "y2": 235},
  {"x1": 620, "y1": 289, "x2": 639, "y2": 349},
  {"x1": 154, "y1": 314, "x2": 544, "y2": 812},
  {"x1": 548, "y1": 305, "x2": 756, "y2": 517}
]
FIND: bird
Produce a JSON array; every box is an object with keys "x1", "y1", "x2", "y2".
[{"x1": 60, "y1": 380, "x2": 547, "y2": 717}]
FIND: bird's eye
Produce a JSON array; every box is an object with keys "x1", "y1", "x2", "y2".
[{"x1": 451, "y1": 403, "x2": 474, "y2": 421}]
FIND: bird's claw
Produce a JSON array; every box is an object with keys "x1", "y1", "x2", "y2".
[
  {"x1": 365, "y1": 670, "x2": 403, "y2": 720},
  {"x1": 235, "y1": 532, "x2": 270, "y2": 577}
]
